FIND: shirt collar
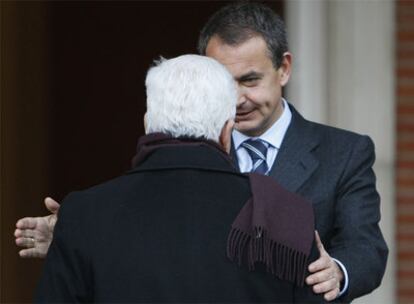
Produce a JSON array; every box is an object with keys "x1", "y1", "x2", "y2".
[{"x1": 232, "y1": 99, "x2": 292, "y2": 150}]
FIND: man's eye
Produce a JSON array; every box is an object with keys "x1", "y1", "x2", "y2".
[{"x1": 243, "y1": 78, "x2": 259, "y2": 85}]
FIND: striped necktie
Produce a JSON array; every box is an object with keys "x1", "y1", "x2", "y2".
[{"x1": 242, "y1": 139, "x2": 269, "y2": 175}]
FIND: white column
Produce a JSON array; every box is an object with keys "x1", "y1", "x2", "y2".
[
  {"x1": 286, "y1": 0, "x2": 329, "y2": 124},
  {"x1": 286, "y1": 1, "x2": 396, "y2": 303},
  {"x1": 328, "y1": 2, "x2": 395, "y2": 302}
]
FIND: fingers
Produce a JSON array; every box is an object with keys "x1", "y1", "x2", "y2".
[
  {"x1": 18, "y1": 248, "x2": 35, "y2": 258},
  {"x1": 44, "y1": 197, "x2": 60, "y2": 214},
  {"x1": 313, "y1": 277, "x2": 340, "y2": 301},
  {"x1": 15, "y1": 236, "x2": 36, "y2": 248},
  {"x1": 15, "y1": 217, "x2": 38, "y2": 229},
  {"x1": 307, "y1": 267, "x2": 338, "y2": 287},
  {"x1": 306, "y1": 263, "x2": 332, "y2": 285},
  {"x1": 314, "y1": 230, "x2": 327, "y2": 256},
  {"x1": 313, "y1": 279, "x2": 340, "y2": 301},
  {"x1": 308, "y1": 253, "x2": 330, "y2": 273},
  {"x1": 324, "y1": 287, "x2": 341, "y2": 302},
  {"x1": 313, "y1": 277, "x2": 338, "y2": 293},
  {"x1": 307, "y1": 231, "x2": 343, "y2": 301},
  {"x1": 308, "y1": 231, "x2": 329, "y2": 273},
  {"x1": 14, "y1": 228, "x2": 37, "y2": 239},
  {"x1": 307, "y1": 268, "x2": 340, "y2": 300},
  {"x1": 18, "y1": 248, "x2": 45, "y2": 259}
]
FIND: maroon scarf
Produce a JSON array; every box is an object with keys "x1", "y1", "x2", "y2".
[
  {"x1": 227, "y1": 173, "x2": 314, "y2": 286},
  {"x1": 131, "y1": 132, "x2": 233, "y2": 168},
  {"x1": 132, "y1": 133, "x2": 315, "y2": 286}
]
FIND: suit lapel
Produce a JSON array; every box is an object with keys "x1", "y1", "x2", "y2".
[{"x1": 268, "y1": 105, "x2": 320, "y2": 193}]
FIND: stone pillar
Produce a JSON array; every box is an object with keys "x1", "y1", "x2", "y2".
[
  {"x1": 286, "y1": 1, "x2": 396, "y2": 303},
  {"x1": 286, "y1": 0, "x2": 328, "y2": 124}
]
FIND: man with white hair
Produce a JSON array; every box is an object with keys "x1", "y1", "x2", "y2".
[{"x1": 34, "y1": 55, "x2": 323, "y2": 302}]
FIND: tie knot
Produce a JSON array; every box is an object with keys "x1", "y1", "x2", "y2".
[{"x1": 242, "y1": 139, "x2": 268, "y2": 161}]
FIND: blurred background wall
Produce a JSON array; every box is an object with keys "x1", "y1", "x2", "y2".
[
  {"x1": 1, "y1": 0, "x2": 410, "y2": 303},
  {"x1": 286, "y1": 1, "x2": 414, "y2": 303},
  {"x1": 286, "y1": 0, "x2": 396, "y2": 303}
]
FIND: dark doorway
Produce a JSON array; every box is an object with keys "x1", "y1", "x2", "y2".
[{"x1": 1, "y1": 1, "x2": 284, "y2": 302}]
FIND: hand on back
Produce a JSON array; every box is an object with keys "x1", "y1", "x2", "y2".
[{"x1": 14, "y1": 197, "x2": 60, "y2": 258}]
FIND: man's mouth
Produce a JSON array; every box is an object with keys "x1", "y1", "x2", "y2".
[{"x1": 236, "y1": 110, "x2": 254, "y2": 122}]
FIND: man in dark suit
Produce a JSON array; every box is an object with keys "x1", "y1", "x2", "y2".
[
  {"x1": 16, "y1": 2, "x2": 387, "y2": 303},
  {"x1": 34, "y1": 54, "x2": 323, "y2": 303},
  {"x1": 196, "y1": 3, "x2": 388, "y2": 303}
]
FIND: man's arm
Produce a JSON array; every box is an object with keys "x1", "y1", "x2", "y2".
[
  {"x1": 14, "y1": 198, "x2": 60, "y2": 258},
  {"x1": 35, "y1": 193, "x2": 92, "y2": 302},
  {"x1": 312, "y1": 135, "x2": 388, "y2": 302}
]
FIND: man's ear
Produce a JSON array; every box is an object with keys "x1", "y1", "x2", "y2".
[
  {"x1": 279, "y1": 52, "x2": 292, "y2": 87},
  {"x1": 143, "y1": 112, "x2": 148, "y2": 133},
  {"x1": 219, "y1": 119, "x2": 235, "y2": 154}
]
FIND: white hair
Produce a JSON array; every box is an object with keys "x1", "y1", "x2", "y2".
[{"x1": 145, "y1": 54, "x2": 237, "y2": 142}]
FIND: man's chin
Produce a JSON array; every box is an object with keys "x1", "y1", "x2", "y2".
[{"x1": 234, "y1": 121, "x2": 260, "y2": 137}]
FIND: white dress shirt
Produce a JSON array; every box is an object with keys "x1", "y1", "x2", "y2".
[{"x1": 232, "y1": 99, "x2": 292, "y2": 173}]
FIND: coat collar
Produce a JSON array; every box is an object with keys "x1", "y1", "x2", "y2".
[{"x1": 129, "y1": 143, "x2": 239, "y2": 176}]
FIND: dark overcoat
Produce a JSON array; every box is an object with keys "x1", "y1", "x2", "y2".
[{"x1": 35, "y1": 142, "x2": 324, "y2": 303}]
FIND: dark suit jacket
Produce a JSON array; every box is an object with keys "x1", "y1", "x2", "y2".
[
  {"x1": 35, "y1": 143, "x2": 324, "y2": 303},
  {"x1": 231, "y1": 105, "x2": 388, "y2": 303}
]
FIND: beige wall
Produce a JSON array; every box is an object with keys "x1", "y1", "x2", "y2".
[{"x1": 286, "y1": 0, "x2": 396, "y2": 303}]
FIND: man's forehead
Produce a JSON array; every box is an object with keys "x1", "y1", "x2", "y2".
[{"x1": 206, "y1": 36, "x2": 269, "y2": 77}]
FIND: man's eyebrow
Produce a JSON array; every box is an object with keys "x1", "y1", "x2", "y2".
[{"x1": 236, "y1": 71, "x2": 264, "y2": 82}]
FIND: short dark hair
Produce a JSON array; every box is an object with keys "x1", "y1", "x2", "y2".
[{"x1": 197, "y1": 2, "x2": 288, "y2": 69}]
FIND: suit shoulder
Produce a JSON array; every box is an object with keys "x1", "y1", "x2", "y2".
[{"x1": 304, "y1": 119, "x2": 374, "y2": 150}]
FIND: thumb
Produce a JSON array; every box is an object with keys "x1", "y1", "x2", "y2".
[
  {"x1": 314, "y1": 230, "x2": 327, "y2": 256},
  {"x1": 44, "y1": 197, "x2": 60, "y2": 214}
]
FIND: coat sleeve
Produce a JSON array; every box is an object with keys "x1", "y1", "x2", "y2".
[
  {"x1": 329, "y1": 135, "x2": 388, "y2": 302},
  {"x1": 34, "y1": 192, "x2": 93, "y2": 303}
]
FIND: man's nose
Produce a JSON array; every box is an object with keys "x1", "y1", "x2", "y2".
[
  {"x1": 236, "y1": 83, "x2": 250, "y2": 107},
  {"x1": 237, "y1": 90, "x2": 247, "y2": 107}
]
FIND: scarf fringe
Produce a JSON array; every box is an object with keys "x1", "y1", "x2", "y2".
[{"x1": 227, "y1": 227, "x2": 308, "y2": 287}]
